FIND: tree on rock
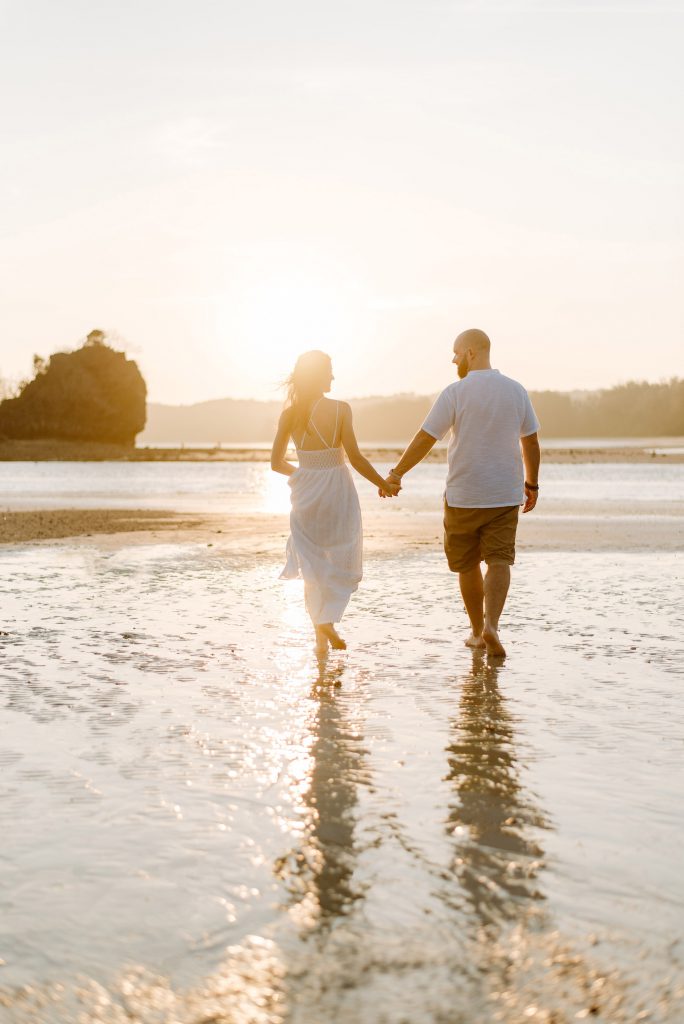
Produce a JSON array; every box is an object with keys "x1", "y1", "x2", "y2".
[{"x1": 0, "y1": 331, "x2": 146, "y2": 445}]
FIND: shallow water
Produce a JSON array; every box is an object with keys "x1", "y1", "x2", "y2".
[
  {"x1": 1, "y1": 460, "x2": 684, "y2": 517},
  {"x1": 1, "y1": 543, "x2": 683, "y2": 1022}
]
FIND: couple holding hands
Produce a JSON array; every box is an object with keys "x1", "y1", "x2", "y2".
[{"x1": 271, "y1": 329, "x2": 540, "y2": 658}]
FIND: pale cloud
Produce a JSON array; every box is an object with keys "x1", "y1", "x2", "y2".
[
  {"x1": 450, "y1": 1, "x2": 683, "y2": 9},
  {"x1": 153, "y1": 118, "x2": 230, "y2": 170},
  {"x1": 368, "y1": 295, "x2": 437, "y2": 312}
]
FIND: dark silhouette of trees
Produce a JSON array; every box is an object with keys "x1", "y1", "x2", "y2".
[
  {"x1": 529, "y1": 378, "x2": 684, "y2": 437},
  {"x1": 0, "y1": 332, "x2": 146, "y2": 445},
  {"x1": 352, "y1": 380, "x2": 684, "y2": 439}
]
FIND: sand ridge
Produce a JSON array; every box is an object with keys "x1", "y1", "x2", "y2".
[{"x1": 1, "y1": 506, "x2": 682, "y2": 554}]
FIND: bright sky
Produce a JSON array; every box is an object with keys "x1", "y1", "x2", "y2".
[{"x1": 1, "y1": 0, "x2": 682, "y2": 403}]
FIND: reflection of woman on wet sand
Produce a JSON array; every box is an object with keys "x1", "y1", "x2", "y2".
[
  {"x1": 274, "y1": 662, "x2": 365, "y2": 924},
  {"x1": 445, "y1": 652, "x2": 549, "y2": 929},
  {"x1": 271, "y1": 350, "x2": 395, "y2": 654}
]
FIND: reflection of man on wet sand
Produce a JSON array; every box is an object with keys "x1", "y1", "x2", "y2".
[
  {"x1": 383, "y1": 329, "x2": 540, "y2": 657},
  {"x1": 445, "y1": 651, "x2": 549, "y2": 928}
]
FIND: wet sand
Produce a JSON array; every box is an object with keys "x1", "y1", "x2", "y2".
[
  {"x1": 1, "y1": 504, "x2": 683, "y2": 554},
  {"x1": 0, "y1": 509, "x2": 204, "y2": 545},
  {"x1": 0, "y1": 544, "x2": 682, "y2": 1022},
  {"x1": 2, "y1": 460, "x2": 683, "y2": 1022}
]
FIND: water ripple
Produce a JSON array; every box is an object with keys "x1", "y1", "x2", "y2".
[{"x1": 0, "y1": 545, "x2": 682, "y2": 1022}]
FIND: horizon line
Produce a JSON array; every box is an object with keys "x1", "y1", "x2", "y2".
[{"x1": 146, "y1": 376, "x2": 684, "y2": 408}]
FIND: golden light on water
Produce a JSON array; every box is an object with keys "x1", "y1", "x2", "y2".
[
  {"x1": 258, "y1": 463, "x2": 295, "y2": 515},
  {"x1": 280, "y1": 585, "x2": 310, "y2": 636}
]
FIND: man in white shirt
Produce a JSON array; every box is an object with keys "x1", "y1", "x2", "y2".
[{"x1": 383, "y1": 329, "x2": 540, "y2": 658}]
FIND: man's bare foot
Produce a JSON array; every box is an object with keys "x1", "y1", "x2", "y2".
[
  {"x1": 465, "y1": 631, "x2": 486, "y2": 649},
  {"x1": 482, "y1": 622, "x2": 506, "y2": 658},
  {"x1": 319, "y1": 623, "x2": 347, "y2": 650}
]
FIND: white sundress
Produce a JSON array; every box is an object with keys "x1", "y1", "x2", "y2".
[{"x1": 280, "y1": 400, "x2": 363, "y2": 625}]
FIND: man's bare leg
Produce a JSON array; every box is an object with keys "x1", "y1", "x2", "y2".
[
  {"x1": 458, "y1": 565, "x2": 485, "y2": 648},
  {"x1": 482, "y1": 562, "x2": 511, "y2": 657}
]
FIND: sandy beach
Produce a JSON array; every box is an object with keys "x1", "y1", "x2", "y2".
[
  {"x1": 1, "y1": 538, "x2": 682, "y2": 1022},
  {"x1": 2, "y1": 443, "x2": 683, "y2": 552},
  {"x1": 0, "y1": 505, "x2": 683, "y2": 556},
  {"x1": 2, "y1": 503, "x2": 683, "y2": 553},
  {"x1": 1, "y1": 456, "x2": 683, "y2": 1023}
]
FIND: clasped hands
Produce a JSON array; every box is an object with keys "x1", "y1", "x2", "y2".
[{"x1": 378, "y1": 473, "x2": 402, "y2": 499}]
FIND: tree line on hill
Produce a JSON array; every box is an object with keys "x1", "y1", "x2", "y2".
[
  {"x1": 141, "y1": 378, "x2": 684, "y2": 443},
  {"x1": 529, "y1": 378, "x2": 684, "y2": 438}
]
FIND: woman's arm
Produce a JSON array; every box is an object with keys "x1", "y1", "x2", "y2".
[
  {"x1": 340, "y1": 403, "x2": 395, "y2": 495},
  {"x1": 270, "y1": 409, "x2": 298, "y2": 477}
]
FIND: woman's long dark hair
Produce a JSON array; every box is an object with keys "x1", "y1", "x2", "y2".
[{"x1": 284, "y1": 350, "x2": 332, "y2": 435}]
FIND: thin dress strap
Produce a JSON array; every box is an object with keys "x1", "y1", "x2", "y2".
[
  {"x1": 332, "y1": 400, "x2": 339, "y2": 447},
  {"x1": 296, "y1": 397, "x2": 321, "y2": 450},
  {"x1": 298, "y1": 398, "x2": 339, "y2": 451}
]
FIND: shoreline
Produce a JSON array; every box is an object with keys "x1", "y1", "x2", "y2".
[
  {"x1": 0, "y1": 439, "x2": 683, "y2": 463},
  {"x1": 2, "y1": 506, "x2": 682, "y2": 553}
]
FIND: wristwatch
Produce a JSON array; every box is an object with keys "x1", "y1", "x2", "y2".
[
  {"x1": 525, "y1": 481, "x2": 539, "y2": 491},
  {"x1": 388, "y1": 468, "x2": 403, "y2": 480}
]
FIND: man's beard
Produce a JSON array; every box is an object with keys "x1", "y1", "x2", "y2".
[{"x1": 456, "y1": 355, "x2": 469, "y2": 379}]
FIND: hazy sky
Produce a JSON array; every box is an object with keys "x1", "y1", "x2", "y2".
[{"x1": 1, "y1": 0, "x2": 682, "y2": 403}]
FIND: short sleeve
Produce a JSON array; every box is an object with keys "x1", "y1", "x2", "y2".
[
  {"x1": 422, "y1": 387, "x2": 456, "y2": 441},
  {"x1": 520, "y1": 390, "x2": 540, "y2": 437}
]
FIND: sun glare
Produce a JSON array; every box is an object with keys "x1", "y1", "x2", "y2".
[{"x1": 215, "y1": 263, "x2": 360, "y2": 396}]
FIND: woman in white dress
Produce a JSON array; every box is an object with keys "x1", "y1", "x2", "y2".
[{"x1": 271, "y1": 350, "x2": 395, "y2": 653}]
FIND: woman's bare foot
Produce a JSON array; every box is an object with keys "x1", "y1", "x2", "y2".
[
  {"x1": 319, "y1": 623, "x2": 347, "y2": 650},
  {"x1": 482, "y1": 622, "x2": 506, "y2": 658},
  {"x1": 465, "y1": 631, "x2": 486, "y2": 649}
]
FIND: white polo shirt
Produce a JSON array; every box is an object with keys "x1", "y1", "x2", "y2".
[{"x1": 422, "y1": 369, "x2": 540, "y2": 509}]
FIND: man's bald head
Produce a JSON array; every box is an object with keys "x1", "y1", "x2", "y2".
[
  {"x1": 453, "y1": 329, "x2": 492, "y2": 378},
  {"x1": 455, "y1": 329, "x2": 491, "y2": 355}
]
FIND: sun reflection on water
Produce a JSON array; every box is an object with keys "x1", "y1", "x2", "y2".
[
  {"x1": 261, "y1": 558, "x2": 364, "y2": 934},
  {"x1": 270, "y1": 642, "x2": 369, "y2": 933},
  {"x1": 280, "y1": 580, "x2": 310, "y2": 635},
  {"x1": 258, "y1": 460, "x2": 297, "y2": 515}
]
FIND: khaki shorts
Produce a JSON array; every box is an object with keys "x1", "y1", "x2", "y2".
[{"x1": 443, "y1": 503, "x2": 519, "y2": 573}]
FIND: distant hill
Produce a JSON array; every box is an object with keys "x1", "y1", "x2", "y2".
[
  {"x1": 141, "y1": 397, "x2": 282, "y2": 445},
  {"x1": 139, "y1": 378, "x2": 684, "y2": 444},
  {"x1": 140, "y1": 394, "x2": 434, "y2": 444}
]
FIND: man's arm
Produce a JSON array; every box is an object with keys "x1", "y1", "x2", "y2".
[
  {"x1": 381, "y1": 387, "x2": 452, "y2": 495},
  {"x1": 520, "y1": 431, "x2": 541, "y2": 513},
  {"x1": 382, "y1": 429, "x2": 437, "y2": 494}
]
